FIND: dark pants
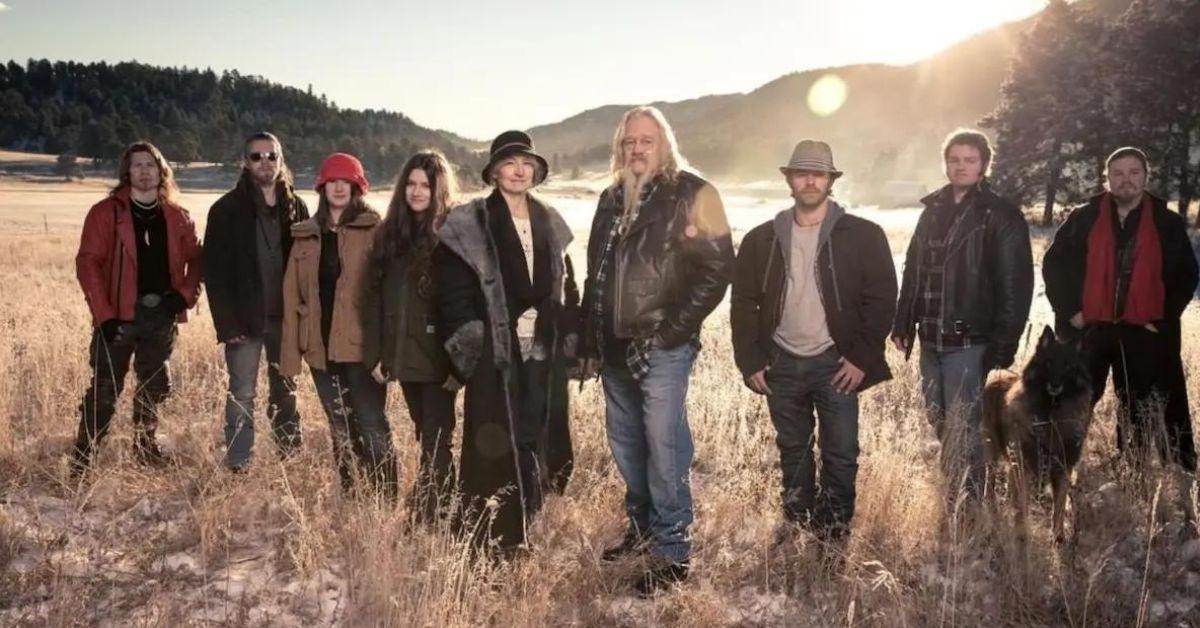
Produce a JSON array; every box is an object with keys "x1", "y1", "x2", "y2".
[
  {"x1": 542, "y1": 356, "x2": 574, "y2": 495},
  {"x1": 764, "y1": 346, "x2": 860, "y2": 538},
  {"x1": 460, "y1": 355, "x2": 549, "y2": 551},
  {"x1": 1080, "y1": 322, "x2": 1196, "y2": 472},
  {"x1": 75, "y1": 301, "x2": 177, "y2": 465},
  {"x1": 222, "y1": 318, "x2": 300, "y2": 468},
  {"x1": 311, "y1": 361, "x2": 397, "y2": 496},
  {"x1": 400, "y1": 381, "x2": 458, "y2": 521}
]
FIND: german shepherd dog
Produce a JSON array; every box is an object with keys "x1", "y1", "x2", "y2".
[{"x1": 983, "y1": 326, "x2": 1093, "y2": 543}]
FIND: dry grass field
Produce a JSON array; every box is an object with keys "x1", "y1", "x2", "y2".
[{"x1": 1, "y1": 176, "x2": 1199, "y2": 627}]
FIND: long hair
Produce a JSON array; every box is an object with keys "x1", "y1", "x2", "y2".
[
  {"x1": 374, "y1": 150, "x2": 457, "y2": 263},
  {"x1": 608, "y1": 105, "x2": 691, "y2": 185},
  {"x1": 373, "y1": 151, "x2": 456, "y2": 298},
  {"x1": 241, "y1": 131, "x2": 294, "y2": 187},
  {"x1": 111, "y1": 141, "x2": 179, "y2": 201},
  {"x1": 315, "y1": 186, "x2": 370, "y2": 230}
]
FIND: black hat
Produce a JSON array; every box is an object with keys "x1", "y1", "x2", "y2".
[{"x1": 481, "y1": 130, "x2": 549, "y2": 186}]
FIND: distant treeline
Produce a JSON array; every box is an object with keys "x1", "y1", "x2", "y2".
[
  {"x1": 985, "y1": 0, "x2": 1200, "y2": 225},
  {"x1": 0, "y1": 59, "x2": 487, "y2": 185}
]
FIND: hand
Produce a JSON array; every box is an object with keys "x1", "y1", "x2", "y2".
[
  {"x1": 1144, "y1": 323, "x2": 1159, "y2": 333},
  {"x1": 831, "y1": 357, "x2": 865, "y2": 394},
  {"x1": 746, "y1": 368, "x2": 772, "y2": 395},
  {"x1": 577, "y1": 358, "x2": 601, "y2": 380},
  {"x1": 442, "y1": 374, "x2": 463, "y2": 391},
  {"x1": 226, "y1": 335, "x2": 248, "y2": 345},
  {"x1": 162, "y1": 290, "x2": 188, "y2": 315},
  {"x1": 890, "y1": 334, "x2": 909, "y2": 353},
  {"x1": 1070, "y1": 312, "x2": 1085, "y2": 329},
  {"x1": 371, "y1": 362, "x2": 388, "y2": 384},
  {"x1": 99, "y1": 318, "x2": 131, "y2": 343}
]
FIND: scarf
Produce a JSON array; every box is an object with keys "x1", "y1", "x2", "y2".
[{"x1": 1082, "y1": 193, "x2": 1163, "y2": 325}]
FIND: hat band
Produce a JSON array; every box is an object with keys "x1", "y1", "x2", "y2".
[
  {"x1": 784, "y1": 160, "x2": 839, "y2": 171},
  {"x1": 491, "y1": 141, "x2": 535, "y2": 156}
]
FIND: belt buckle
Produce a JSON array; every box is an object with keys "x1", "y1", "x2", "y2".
[
  {"x1": 952, "y1": 320, "x2": 967, "y2": 335},
  {"x1": 139, "y1": 293, "x2": 162, "y2": 308}
]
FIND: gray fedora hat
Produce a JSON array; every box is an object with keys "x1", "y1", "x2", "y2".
[{"x1": 779, "y1": 139, "x2": 843, "y2": 177}]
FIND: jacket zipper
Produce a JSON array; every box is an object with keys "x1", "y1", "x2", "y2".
[{"x1": 826, "y1": 235, "x2": 843, "y2": 312}]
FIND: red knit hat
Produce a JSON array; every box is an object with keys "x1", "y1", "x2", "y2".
[{"x1": 315, "y1": 153, "x2": 369, "y2": 194}]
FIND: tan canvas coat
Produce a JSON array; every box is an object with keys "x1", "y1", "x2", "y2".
[{"x1": 280, "y1": 210, "x2": 380, "y2": 377}]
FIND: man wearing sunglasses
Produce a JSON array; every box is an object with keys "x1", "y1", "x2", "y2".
[{"x1": 204, "y1": 131, "x2": 310, "y2": 472}]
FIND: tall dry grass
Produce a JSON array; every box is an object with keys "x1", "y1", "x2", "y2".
[{"x1": 1, "y1": 210, "x2": 1199, "y2": 627}]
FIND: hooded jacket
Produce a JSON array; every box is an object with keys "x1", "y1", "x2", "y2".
[{"x1": 731, "y1": 202, "x2": 897, "y2": 391}]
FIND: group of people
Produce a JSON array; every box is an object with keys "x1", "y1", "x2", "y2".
[{"x1": 70, "y1": 105, "x2": 1197, "y2": 596}]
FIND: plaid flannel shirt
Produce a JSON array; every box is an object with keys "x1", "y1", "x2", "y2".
[
  {"x1": 590, "y1": 181, "x2": 659, "y2": 380},
  {"x1": 916, "y1": 194, "x2": 976, "y2": 351}
]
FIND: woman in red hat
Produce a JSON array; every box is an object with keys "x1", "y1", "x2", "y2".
[{"x1": 280, "y1": 152, "x2": 397, "y2": 496}]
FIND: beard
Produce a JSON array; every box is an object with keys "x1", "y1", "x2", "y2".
[
  {"x1": 249, "y1": 167, "x2": 278, "y2": 187},
  {"x1": 793, "y1": 187, "x2": 831, "y2": 211},
  {"x1": 621, "y1": 167, "x2": 653, "y2": 215}
]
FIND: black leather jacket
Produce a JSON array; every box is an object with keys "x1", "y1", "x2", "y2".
[
  {"x1": 892, "y1": 182, "x2": 1033, "y2": 369},
  {"x1": 582, "y1": 171, "x2": 735, "y2": 353}
]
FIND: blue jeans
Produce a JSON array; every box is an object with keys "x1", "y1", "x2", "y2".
[
  {"x1": 222, "y1": 319, "x2": 299, "y2": 468},
  {"x1": 919, "y1": 343, "x2": 988, "y2": 499},
  {"x1": 602, "y1": 342, "x2": 697, "y2": 562},
  {"x1": 764, "y1": 346, "x2": 859, "y2": 537}
]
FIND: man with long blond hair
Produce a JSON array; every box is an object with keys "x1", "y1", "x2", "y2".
[
  {"x1": 580, "y1": 106, "x2": 734, "y2": 595},
  {"x1": 73, "y1": 141, "x2": 202, "y2": 477}
]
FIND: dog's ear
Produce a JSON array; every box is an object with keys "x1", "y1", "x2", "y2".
[{"x1": 1038, "y1": 325, "x2": 1056, "y2": 350}]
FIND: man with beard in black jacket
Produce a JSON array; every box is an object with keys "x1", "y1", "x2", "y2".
[
  {"x1": 580, "y1": 106, "x2": 735, "y2": 596},
  {"x1": 204, "y1": 132, "x2": 309, "y2": 472},
  {"x1": 1044, "y1": 146, "x2": 1198, "y2": 478},
  {"x1": 731, "y1": 140, "x2": 897, "y2": 554}
]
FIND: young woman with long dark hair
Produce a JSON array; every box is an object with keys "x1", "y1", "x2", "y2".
[{"x1": 362, "y1": 150, "x2": 461, "y2": 522}]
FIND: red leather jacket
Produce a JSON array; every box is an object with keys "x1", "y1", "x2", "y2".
[{"x1": 75, "y1": 187, "x2": 203, "y2": 326}]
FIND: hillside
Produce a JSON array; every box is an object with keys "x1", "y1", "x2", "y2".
[
  {"x1": 0, "y1": 60, "x2": 484, "y2": 180},
  {"x1": 527, "y1": 0, "x2": 1134, "y2": 199}
]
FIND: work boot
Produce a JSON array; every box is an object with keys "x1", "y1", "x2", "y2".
[
  {"x1": 134, "y1": 433, "x2": 172, "y2": 468},
  {"x1": 634, "y1": 559, "x2": 690, "y2": 598},
  {"x1": 601, "y1": 530, "x2": 650, "y2": 562}
]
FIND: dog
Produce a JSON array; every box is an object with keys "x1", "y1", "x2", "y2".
[{"x1": 983, "y1": 325, "x2": 1094, "y2": 543}]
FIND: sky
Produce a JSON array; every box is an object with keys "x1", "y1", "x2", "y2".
[{"x1": 0, "y1": 0, "x2": 1047, "y2": 140}]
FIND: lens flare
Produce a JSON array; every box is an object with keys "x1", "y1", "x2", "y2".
[{"x1": 807, "y1": 74, "x2": 848, "y2": 117}]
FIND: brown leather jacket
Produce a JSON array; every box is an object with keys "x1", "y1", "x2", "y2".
[{"x1": 280, "y1": 210, "x2": 380, "y2": 377}]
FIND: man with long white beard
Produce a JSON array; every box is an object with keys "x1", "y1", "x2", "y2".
[{"x1": 580, "y1": 106, "x2": 734, "y2": 596}]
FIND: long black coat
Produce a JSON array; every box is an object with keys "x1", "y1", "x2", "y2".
[{"x1": 434, "y1": 194, "x2": 573, "y2": 551}]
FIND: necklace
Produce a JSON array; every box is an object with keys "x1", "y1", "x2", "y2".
[{"x1": 131, "y1": 197, "x2": 159, "y2": 211}]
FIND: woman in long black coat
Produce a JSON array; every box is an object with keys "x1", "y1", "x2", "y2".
[{"x1": 435, "y1": 131, "x2": 573, "y2": 555}]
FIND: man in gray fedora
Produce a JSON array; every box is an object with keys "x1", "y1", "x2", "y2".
[{"x1": 731, "y1": 139, "x2": 897, "y2": 548}]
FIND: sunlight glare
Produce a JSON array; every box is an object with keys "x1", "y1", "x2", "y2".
[{"x1": 807, "y1": 74, "x2": 847, "y2": 117}]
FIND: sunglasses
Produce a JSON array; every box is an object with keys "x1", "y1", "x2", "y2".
[{"x1": 247, "y1": 151, "x2": 279, "y2": 162}]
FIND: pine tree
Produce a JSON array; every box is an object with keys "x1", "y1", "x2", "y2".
[
  {"x1": 1110, "y1": 0, "x2": 1200, "y2": 223},
  {"x1": 983, "y1": 0, "x2": 1110, "y2": 225}
]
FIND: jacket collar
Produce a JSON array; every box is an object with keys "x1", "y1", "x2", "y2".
[
  {"x1": 439, "y1": 194, "x2": 573, "y2": 268},
  {"x1": 772, "y1": 199, "x2": 847, "y2": 258},
  {"x1": 921, "y1": 179, "x2": 995, "y2": 208},
  {"x1": 291, "y1": 208, "x2": 380, "y2": 238}
]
